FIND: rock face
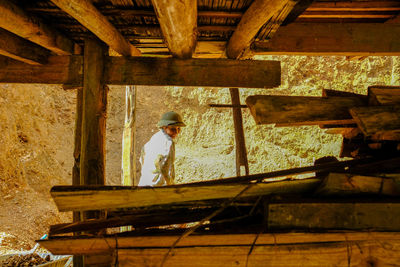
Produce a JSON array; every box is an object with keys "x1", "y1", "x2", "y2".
[{"x1": 0, "y1": 55, "x2": 399, "y2": 249}]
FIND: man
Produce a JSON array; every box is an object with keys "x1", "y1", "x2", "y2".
[{"x1": 138, "y1": 111, "x2": 185, "y2": 186}]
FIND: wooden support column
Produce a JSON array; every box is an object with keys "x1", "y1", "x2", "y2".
[
  {"x1": 122, "y1": 86, "x2": 137, "y2": 186},
  {"x1": 81, "y1": 37, "x2": 108, "y2": 208},
  {"x1": 229, "y1": 88, "x2": 249, "y2": 176},
  {"x1": 72, "y1": 88, "x2": 83, "y2": 266},
  {"x1": 151, "y1": 0, "x2": 197, "y2": 58}
]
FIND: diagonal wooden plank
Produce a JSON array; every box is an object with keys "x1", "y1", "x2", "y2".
[
  {"x1": 151, "y1": 0, "x2": 197, "y2": 58},
  {"x1": 50, "y1": 179, "x2": 320, "y2": 212},
  {"x1": 0, "y1": 0, "x2": 76, "y2": 55},
  {"x1": 226, "y1": 0, "x2": 291, "y2": 59},
  {"x1": 0, "y1": 28, "x2": 50, "y2": 65},
  {"x1": 50, "y1": 0, "x2": 141, "y2": 56}
]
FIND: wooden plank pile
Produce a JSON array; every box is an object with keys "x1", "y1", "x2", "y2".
[
  {"x1": 247, "y1": 85, "x2": 400, "y2": 158},
  {"x1": 39, "y1": 155, "x2": 400, "y2": 266}
]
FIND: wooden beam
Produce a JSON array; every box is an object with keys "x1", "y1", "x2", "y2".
[
  {"x1": 269, "y1": 202, "x2": 400, "y2": 231},
  {"x1": 226, "y1": 0, "x2": 290, "y2": 59},
  {"x1": 0, "y1": 55, "x2": 83, "y2": 85},
  {"x1": 50, "y1": 0, "x2": 140, "y2": 56},
  {"x1": 117, "y1": 241, "x2": 400, "y2": 266},
  {"x1": 281, "y1": 0, "x2": 315, "y2": 26},
  {"x1": 246, "y1": 95, "x2": 364, "y2": 126},
  {"x1": 307, "y1": 1, "x2": 400, "y2": 12},
  {"x1": 151, "y1": 0, "x2": 197, "y2": 58},
  {"x1": 350, "y1": 105, "x2": 400, "y2": 141},
  {"x1": 368, "y1": 86, "x2": 400, "y2": 105},
  {"x1": 253, "y1": 23, "x2": 400, "y2": 55},
  {"x1": 39, "y1": 232, "x2": 400, "y2": 255},
  {"x1": 0, "y1": 56, "x2": 281, "y2": 88},
  {"x1": 0, "y1": 28, "x2": 50, "y2": 65},
  {"x1": 0, "y1": 0, "x2": 76, "y2": 55},
  {"x1": 50, "y1": 179, "x2": 320, "y2": 212},
  {"x1": 315, "y1": 173, "x2": 400, "y2": 196}
]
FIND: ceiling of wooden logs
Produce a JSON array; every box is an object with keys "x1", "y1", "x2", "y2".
[{"x1": 2, "y1": 0, "x2": 400, "y2": 60}]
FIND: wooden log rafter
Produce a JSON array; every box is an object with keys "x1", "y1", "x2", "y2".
[
  {"x1": 0, "y1": 28, "x2": 51, "y2": 65},
  {"x1": 226, "y1": 0, "x2": 292, "y2": 59},
  {"x1": 50, "y1": 0, "x2": 141, "y2": 56},
  {"x1": 0, "y1": 0, "x2": 76, "y2": 55},
  {"x1": 151, "y1": 0, "x2": 197, "y2": 58}
]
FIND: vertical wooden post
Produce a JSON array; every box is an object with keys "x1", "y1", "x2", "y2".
[
  {"x1": 121, "y1": 85, "x2": 137, "y2": 186},
  {"x1": 81, "y1": 37, "x2": 108, "y2": 224},
  {"x1": 229, "y1": 88, "x2": 249, "y2": 176},
  {"x1": 72, "y1": 88, "x2": 83, "y2": 267},
  {"x1": 81, "y1": 37, "x2": 107, "y2": 185}
]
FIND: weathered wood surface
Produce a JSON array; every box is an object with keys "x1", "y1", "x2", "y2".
[
  {"x1": 0, "y1": 56, "x2": 83, "y2": 85},
  {"x1": 226, "y1": 0, "x2": 289, "y2": 58},
  {"x1": 368, "y1": 86, "x2": 400, "y2": 105},
  {"x1": 117, "y1": 240, "x2": 400, "y2": 267},
  {"x1": 50, "y1": 178, "x2": 320, "y2": 212},
  {"x1": 316, "y1": 173, "x2": 400, "y2": 196},
  {"x1": 0, "y1": 56, "x2": 280, "y2": 88},
  {"x1": 0, "y1": 0, "x2": 75, "y2": 55},
  {"x1": 322, "y1": 89, "x2": 368, "y2": 100},
  {"x1": 253, "y1": 23, "x2": 400, "y2": 55},
  {"x1": 269, "y1": 203, "x2": 400, "y2": 231},
  {"x1": 105, "y1": 57, "x2": 281, "y2": 88},
  {"x1": 38, "y1": 232, "x2": 400, "y2": 255},
  {"x1": 246, "y1": 95, "x2": 364, "y2": 126},
  {"x1": 230, "y1": 88, "x2": 249, "y2": 176},
  {"x1": 80, "y1": 38, "x2": 107, "y2": 188},
  {"x1": 49, "y1": 208, "x2": 214, "y2": 235},
  {"x1": 0, "y1": 28, "x2": 50, "y2": 65},
  {"x1": 50, "y1": 0, "x2": 140, "y2": 56},
  {"x1": 226, "y1": 0, "x2": 290, "y2": 58},
  {"x1": 350, "y1": 105, "x2": 400, "y2": 140},
  {"x1": 151, "y1": 0, "x2": 196, "y2": 58}
]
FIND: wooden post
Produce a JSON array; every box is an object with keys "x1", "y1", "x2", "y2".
[
  {"x1": 80, "y1": 37, "x2": 108, "y2": 222},
  {"x1": 229, "y1": 88, "x2": 249, "y2": 176},
  {"x1": 122, "y1": 85, "x2": 137, "y2": 186},
  {"x1": 72, "y1": 88, "x2": 84, "y2": 267}
]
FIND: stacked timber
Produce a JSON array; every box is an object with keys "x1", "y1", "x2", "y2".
[
  {"x1": 246, "y1": 85, "x2": 400, "y2": 158},
  {"x1": 39, "y1": 156, "x2": 400, "y2": 266}
]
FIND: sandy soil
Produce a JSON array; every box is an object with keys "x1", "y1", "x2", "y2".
[{"x1": 0, "y1": 55, "x2": 399, "y2": 253}]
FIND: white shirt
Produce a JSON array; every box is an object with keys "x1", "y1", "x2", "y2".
[{"x1": 138, "y1": 129, "x2": 175, "y2": 186}]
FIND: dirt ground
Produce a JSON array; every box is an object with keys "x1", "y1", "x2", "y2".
[{"x1": 0, "y1": 55, "x2": 399, "y2": 253}]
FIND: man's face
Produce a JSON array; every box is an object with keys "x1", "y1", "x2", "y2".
[{"x1": 163, "y1": 125, "x2": 181, "y2": 139}]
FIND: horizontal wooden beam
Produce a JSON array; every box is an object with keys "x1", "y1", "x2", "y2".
[
  {"x1": 307, "y1": 1, "x2": 400, "y2": 12},
  {"x1": 269, "y1": 202, "x2": 400, "y2": 231},
  {"x1": 39, "y1": 232, "x2": 400, "y2": 255},
  {"x1": 253, "y1": 23, "x2": 400, "y2": 55},
  {"x1": 0, "y1": 56, "x2": 280, "y2": 88},
  {"x1": 246, "y1": 95, "x2": 365, "y2": 126},
  {"x1": 0, "y1": 28, "x2": 50, "y2": 65},
  {"x1": 0, "y1": 56, "x2": 83, "y2": 84},
  {"x1": 50, "y1": 178, "x2": 319, "y2": 212},
  {"x1": 0, "y1": 0, "x2": 76, "y2": 55}
]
